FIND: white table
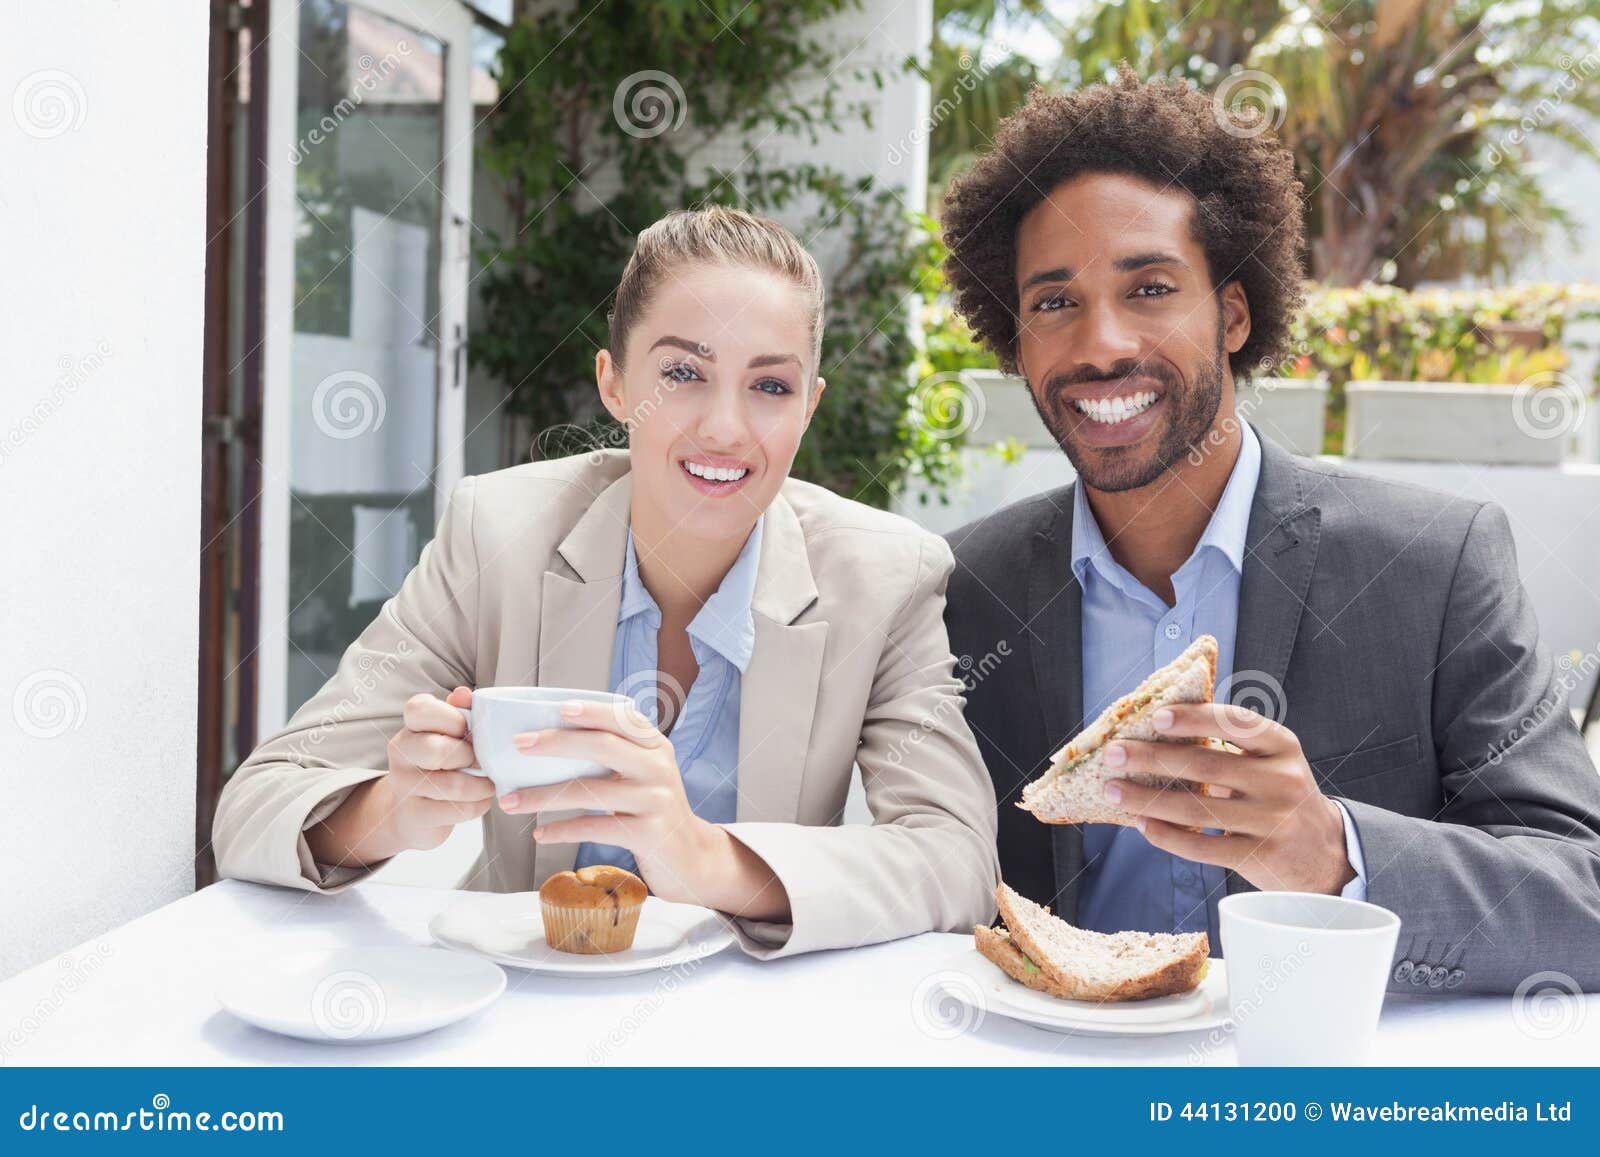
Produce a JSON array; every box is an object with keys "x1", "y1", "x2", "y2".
[{"x1": 2, "y1": 880, "x2": 1595, "y2": 1066}]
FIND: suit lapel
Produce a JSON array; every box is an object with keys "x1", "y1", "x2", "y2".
[
  {"x1": 737, "y1": 492, "x2": 826, "y2": 823},
  {"x1": 1026, "y1": 491, "x2": 1087, "y2": 918},
  {"x1": 532, "y1": 472, "x2": 631, "y2": 879},
  {"x1": 1227, "y1": 429, "x2": 1321, "y2": 896}
]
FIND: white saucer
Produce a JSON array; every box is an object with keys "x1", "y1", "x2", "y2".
[
  {"x1": 938, "y1": 947, "x2": 1231, "y2": 1037},
  {"x1": 429, "y1": 892, "x2": 736, "y2": 977},
  {"x1": 215, "y1": 945, "x2": 506, "y2": 1043}
]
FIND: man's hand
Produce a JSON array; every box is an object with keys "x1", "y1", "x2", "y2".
[{"x1": 1101, "y1": 702, "x2": 1356, "y2": 895}]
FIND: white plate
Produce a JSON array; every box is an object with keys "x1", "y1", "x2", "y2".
[
  {"x1": 938, "y1": 947, "x2": 1231, "y2": 1037},
  {"x1": 216, "y1": 945, "x2": 506, "y2": 1044},
  {"x1": 429, "y1": 892, "x2": 736, "y2": 977}
]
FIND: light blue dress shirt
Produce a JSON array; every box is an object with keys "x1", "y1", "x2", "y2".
[
  {"x1": 1070, "y1": 423, "x2": 1366, "y2": 945},
  {"x1": 573, "y1": 517, "x2": 763, "y2": 875}
]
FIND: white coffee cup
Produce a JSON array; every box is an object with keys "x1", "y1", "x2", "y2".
[
  {"x1": 455, "y1": 686, "x2": 635, "y2": 794},
  {"x1": 1218, "y1": 891, "x2": 1401, "y2": 1065}
]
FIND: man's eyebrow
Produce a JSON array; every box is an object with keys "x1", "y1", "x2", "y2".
[
  {"x1": 1019, "y1": 265, "x2": 1074, "y2": 292},
  {"x1": 1114, "y1": 251, "x2": 1191, "y2": 273},
  {"x1": 649, "y1": 335, "x2": 714, "y2": 360},
  {"x1": 747, "y1": 353, "x2": 801, "y2": 369}
]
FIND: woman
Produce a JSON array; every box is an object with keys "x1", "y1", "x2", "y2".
[{"x1": 214, "y1": 206, "x2": 999, "y2": 958}]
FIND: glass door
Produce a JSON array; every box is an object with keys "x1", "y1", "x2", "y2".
[{"x1": 257, "y1": 0, "x2": 474, "y2": 730}]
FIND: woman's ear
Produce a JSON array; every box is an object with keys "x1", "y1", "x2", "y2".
[
  {"x1": 596, "y1": 349, "x2": 628, "y2": 425},
  {"x1": 802, "y1": 376, "x2": 827, "y2": 428}
]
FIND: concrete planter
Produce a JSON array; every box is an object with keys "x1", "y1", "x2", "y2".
[
  {"x1": 1345, "y1": 380, "x2": 1576, "y2": 465},
  {"x1": 1237, "y1": 375, "x2": 1328, "y2": 457}
]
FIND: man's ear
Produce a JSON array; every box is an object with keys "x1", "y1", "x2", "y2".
[
  {"x1": 596, "y1": 349, "x2": 628, "y2": 425},
  {"x1": 802, "y1": 376, "x2": 827, "y2": 428},
  {"x1": 1221, "y1": 281, "x2": 1252, "y2": 358}
]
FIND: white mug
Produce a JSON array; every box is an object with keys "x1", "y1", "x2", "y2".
[
  {"x1": 1218, "y1": 891, "x2": 1401, "y2": 1065},
  {"x1": 455, "y1": 686, "x2": 635, "y2": 794}
]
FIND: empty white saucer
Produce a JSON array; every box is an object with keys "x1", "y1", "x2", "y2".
[{"x1": 215, "y1": 945, "x2": 506, "y2": 1043}]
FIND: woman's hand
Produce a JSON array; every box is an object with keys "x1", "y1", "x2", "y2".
[
  {"x1": 498, "y1": 698, "x2": 790, "y2": 921},
  {"x1": 306, "y1": 686, "x2": 495, "y2": 867}
]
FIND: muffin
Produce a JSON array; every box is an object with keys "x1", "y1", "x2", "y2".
[{"x1": 538, "y1": 865, "x2": 648, "y2": 954}]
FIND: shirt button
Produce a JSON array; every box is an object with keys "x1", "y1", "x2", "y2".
[
  {"x1": 1392, "y1": 960, "x2": 1414, "y2": 983},
  {"x1": 1163, "y1": 623, "x2": 1181, "y2": 640}
]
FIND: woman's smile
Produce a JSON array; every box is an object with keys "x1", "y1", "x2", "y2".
[{"x1": 678, "y1": 454, "x2": 756, "y2": 496}]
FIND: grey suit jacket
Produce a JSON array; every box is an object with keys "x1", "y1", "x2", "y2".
[{"x1": 945, "y1": 428, "x2": 1600, "y2": 995}]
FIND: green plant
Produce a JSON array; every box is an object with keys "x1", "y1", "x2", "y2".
[
  {"x1": 470, "y1": 0, "x2": 966, "y2": 508},
  {"x1": 1284, "y1": 281, "x2": 1600, "y2": 451}
]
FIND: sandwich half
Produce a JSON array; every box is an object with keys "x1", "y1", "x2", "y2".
[
  {"x1": 1019, "y1": 634, "x2": 1220, "y2": 826},
  {"x1": 975, "y1": 882, "x2": 1209, "y2": 1002}
]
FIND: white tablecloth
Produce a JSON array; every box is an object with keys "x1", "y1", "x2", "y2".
[{"x1": 2, "y1": 880, "x2": 1595, "y2": 1066}]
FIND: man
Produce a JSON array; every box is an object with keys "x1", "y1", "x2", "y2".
[{"x1": 939, "y1": 67, "x2": 1600, "y2": 995}]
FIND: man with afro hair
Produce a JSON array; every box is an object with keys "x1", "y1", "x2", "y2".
[{"x1": 942, "y1": 67, "x2": 1600, "y2": 996}]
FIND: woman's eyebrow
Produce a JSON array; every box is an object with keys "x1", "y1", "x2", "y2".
[
  {"x1": 748, "y1": 353, "x2": 802, "y2": 369},
  {"x1": 649, "y1": 335, "x2": 714, "y2": 360}
]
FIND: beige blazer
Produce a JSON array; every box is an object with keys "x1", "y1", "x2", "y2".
[{"x1": 213, "y1": 450, "x2": 1000, "y2": 958}]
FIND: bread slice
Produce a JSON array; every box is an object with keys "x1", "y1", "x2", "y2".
[
  {"x1": 975, "y1": 883, "x2": 1209, "y2": 1002},
  {"x1": 1020, "y1": 634, "x2": 1219, "y2": 826}
]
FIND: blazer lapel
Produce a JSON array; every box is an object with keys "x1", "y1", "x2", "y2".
[
  {"x1": 1027, "y1": 491, "x2": 1087, "y2": 918},
  {"x1": 532, "y1": 471, "x2": 631, "y2": 879},
  {"x1": 1227, "y1": 429, "x2": 1321, "y2": 896},
  {"x1": 736, "y1": 492, "x2": 826, "y2": 823}
]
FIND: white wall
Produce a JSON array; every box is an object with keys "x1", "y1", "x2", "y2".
[{"x1": 0, "y1": 1, "x2": 208, "y2": 978}]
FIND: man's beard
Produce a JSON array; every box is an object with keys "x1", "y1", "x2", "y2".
[{"x1": 1028, "y1": 331, "x2": 1227, "y2": 494}]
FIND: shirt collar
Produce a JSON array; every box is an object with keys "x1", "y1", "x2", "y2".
[
  {"x1": 1070, "y1": 420, "x2": 1262, "y2": 585},
  {"x1": 618, "y1": 516, "x2": 764, "y2": 673}
]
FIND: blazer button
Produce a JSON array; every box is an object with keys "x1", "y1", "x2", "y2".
[
  {"x1": 1445, "y1": 969, "x2": 1466, "y2": 989},
  {"x1": 1393, "y1": 960, "x2": 1414, "y2": 982},
  {"x1": 1410, "y1": 966, "x2": 1431, "y2": 986},
  {"x1": 1427, "y1": 966, "x2": 1448, "y2": 989}
]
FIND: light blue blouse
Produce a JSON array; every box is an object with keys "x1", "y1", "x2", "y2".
[{"x1": 573, "y1": 517, "x2": 764, "y2": 875}]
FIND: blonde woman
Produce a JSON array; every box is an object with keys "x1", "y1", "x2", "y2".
[{"x1": 214, "y1": 206, "x2": 999, "y2": 958}]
